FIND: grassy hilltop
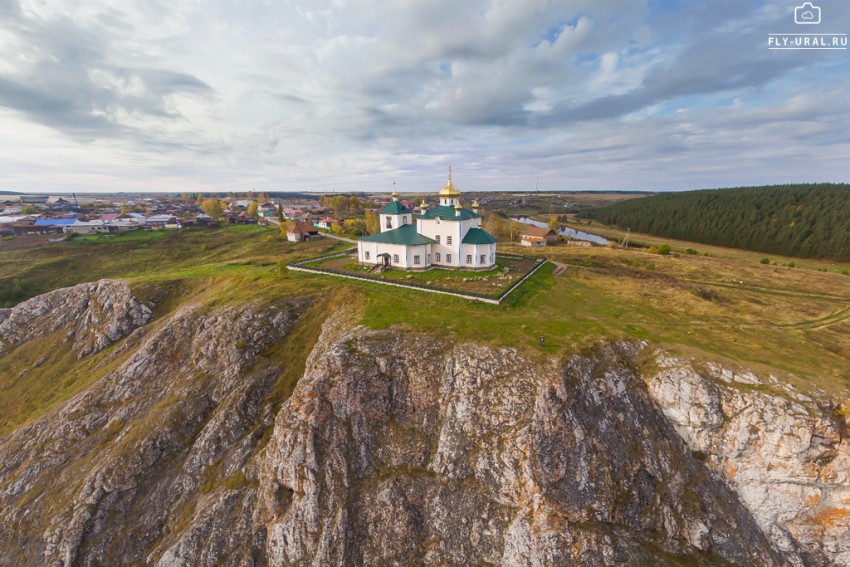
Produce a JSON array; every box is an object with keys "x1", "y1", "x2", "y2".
[
  {"x1": 2, "y1": 222, "x2": 849, "y2": 434},
  {"x1": 578, "y1": 184, "x2": 850, "y2": 260}
]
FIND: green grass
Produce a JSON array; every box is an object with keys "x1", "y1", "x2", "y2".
[{"x1": 2, "y1": 222, "x2": 849, "y2": 406}]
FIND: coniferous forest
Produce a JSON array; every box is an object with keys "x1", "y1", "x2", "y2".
[{"x1": 578, "y1": 184, "x2": 850, "y2": 260}]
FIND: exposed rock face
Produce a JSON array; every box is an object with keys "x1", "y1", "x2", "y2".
[
  {"x1": 256, "y1": 326, "x2": 782, "y2": 566},
  {"x1": 0, "y1": 283, "x2": 848, "y2": 565},
  {"x1": 645, "y1": 353, "x2": 850, "y2": 566},
  {"x1": 0, "y1": 285, "x2": 312, "y2": 566},
  {"x1": 0, "y1": 279, "x2": 152, "y2": 357}
]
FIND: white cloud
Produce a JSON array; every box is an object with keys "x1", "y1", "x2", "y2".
[{"x1": 0, "y1": 0, "x2": 848, "y2": 193}]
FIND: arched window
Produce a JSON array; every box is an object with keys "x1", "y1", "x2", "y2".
[
  {"x1": 385, "y1": 217, "x2": 392, "y2": 228},
  {"x1": 403, "y1": 216, "x2": 408, "y2": 224}
]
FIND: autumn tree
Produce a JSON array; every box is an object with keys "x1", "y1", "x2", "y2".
[
  {"x1": 548, "y1": 217, "x2": 560, "y2": 231},
  {"x1": 348, "y1": 196, "x2": 361, "y2": 213},
  {"x1": 332, "y1": 195, "x2": 347, "y2": 217},
  {"x1": 247, "y1": 201, "x2": 259, "y2": 218},
  {"x1": 201, "y1": 199, "x2": 224, "y2": 219},
  {"x1": 364, "y1": 209, "x2": 380, "y2": 234},
  {"x1": 344, "y1": 218, "x2": 366, "y2": 236}
]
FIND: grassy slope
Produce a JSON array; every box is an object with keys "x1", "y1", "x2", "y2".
[{"x1": 1, "y1": 224, "x2": 848, "y2": 435}]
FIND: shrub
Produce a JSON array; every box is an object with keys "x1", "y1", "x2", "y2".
[
  {"x1": 658, "y1": 244, "x2": 671, "y2": 256},
  {"x1": 760, "y1": 258, "x2": 770, "y2": 264},
  {"x1": 788, "y1": 262, "x2": 796, "y2": 268},
  {"x1": 842, "y1": 270, "x2": 849, "y2": 276},
  {"x1": 686, "y1": 248, "x2": 698, "y2": 255}
]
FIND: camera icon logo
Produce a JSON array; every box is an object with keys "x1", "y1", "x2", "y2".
[{"x1": 794, "y1": 2, "x2": 821, "y2": 24}]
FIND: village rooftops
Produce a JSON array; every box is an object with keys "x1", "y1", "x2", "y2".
[
  {"x1": 520, "y1": 226, "x2": 556, "y2": 238},
  {"x1": 33, "y1": 218, "x2": 76, "y2": 226},
  {"x1": 287, "y1": 222, "x2": 319, "y2": 236},
  {"x1": 359, "y1": 223, "x2": 435, "y2": 245},
  {"x1": 417, "y1": 205, "x2": 480, "y2": 221}
]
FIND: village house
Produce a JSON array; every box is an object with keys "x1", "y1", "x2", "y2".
[
  {"x1": 316, "y1": 217, "x2": 339, "y2": 230},
  {"x1": 286, "y1": 222, "x2": 320, "y2": 242},
  {"x1": 519, "y1": 225, "x2": 559, "y2": 246}
]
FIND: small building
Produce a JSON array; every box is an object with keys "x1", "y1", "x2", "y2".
[
  {"x1": 519, "y1": 225, "x2": 558, "y2": 245},
  {"x1": 520, "y1": 235, "x2": 546, "y2": 247},
  {"x1": 287, "y1": 222, "x2": 320, "y2": 242},
  {"x1": 316, "y1": 217, "x2": 339, "y2": 230}
]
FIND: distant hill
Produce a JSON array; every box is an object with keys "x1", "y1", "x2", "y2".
[{"x1": 578, "y1": 184, "x2": 850, "y2": 260}]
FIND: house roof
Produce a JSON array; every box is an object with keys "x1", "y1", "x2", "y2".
[
  {"x1": 379, "y1": 200, "x2": 413, "y2": 215},
  {"x1": 520, "y1": 226, "x2": 556, "y2": 238},
  {"x1": 287, "y1": 222, "x2": 319, "y2": 235},
  {"x1": 359, "y1": 224, "x2": 435, "y2": 245},
  {"x1": 33, "y1": 218, "x2": 76, "y2": 226},
  {"x1": 417, "y1": 205, "x2": 480, "y2": 222},
  {"x1": 522, "y1": 235, "x2": 545, "y2": 242},
  {"x1": 461, "y1": 227, "x2": 497, "y2": 245}
]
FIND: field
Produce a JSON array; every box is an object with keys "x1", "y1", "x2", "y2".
[
  {"x1": 305, "y1": 253, "x2": 539, "y2": 296},
  {"x1": 2, "y1": 223, "x2": 849, "y2": 404}
]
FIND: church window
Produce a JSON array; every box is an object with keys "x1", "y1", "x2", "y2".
[
  {"x1": 480, "y1": 254, "x2": 485, "y2": 264},
  {"x1": 447, "y1": 236, "x2": 452, "y2": 246},
  {"x1": 365, "y1": 251, "x2": 370, "y2": 260},
  {"x1": 447, "y1": 254, "x2": 452, "y2": 263},
  {"x1": 491, "y1": 253, "x2": 494, "y2": 262},
  {"x1": 466, "y1": 255, "x2": 472, "y2": 265},
  {"x1": 414, "y1": 255, "x2": 420, "y2": 265},
  {"x1": 403, "y1": 216, "x2": 408, "y2": 224},
  {"x1": 385, "y1": 217, "x2": 392, "y2": 228},
  {"x1": 435, "y1": 235, "x2": 440, "y2": 244},
  {"x1": 427, "y1": 254, "x2": 431, "y2": 263},
  {"x1": 393, "y1": 254, "x2": 399, "y2": 264},
  {"x1": 435, "y1": 253, "x2": 441, "y2": 262}
]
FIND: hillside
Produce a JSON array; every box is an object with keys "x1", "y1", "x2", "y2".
[
  {"x1": 1, "y1": 279, "x2": 848, "y2": 565},
  {"x1": 1, "y1": 226, "x2": 850, "y2": 564},
  {"x1": 577, "y1": 184, "x2": 850, "y2": 260}
]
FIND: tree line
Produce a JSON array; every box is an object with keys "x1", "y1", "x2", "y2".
[{"x1": 578, "y1": 184, "x2": 850, "y2": 260}]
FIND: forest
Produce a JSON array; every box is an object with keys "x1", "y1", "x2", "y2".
[{"x1": 578, "y1": 184, "x2": 850, "y2": 260}]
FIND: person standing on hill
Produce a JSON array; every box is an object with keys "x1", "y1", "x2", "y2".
[{"x1": 539, "y1": 335, "x2": 545, "y2": 347}]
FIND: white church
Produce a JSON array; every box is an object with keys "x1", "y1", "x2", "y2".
[{"x1": 357, "y1": 168, "x2": 497, "y2": 270}]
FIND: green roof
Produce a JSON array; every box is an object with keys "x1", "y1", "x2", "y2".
[
  {"x1": 359, "y1": 224, "x2": 435, "y2": 245},
  {"x1": 461, "y1": 227, "x2": 497, "y2": 245},
  {"x1": 417, "y1": 205, "x2": 480, "y2": 221},
  {"x1": 379, "y1": 200, "x2": 413, "y2": 215}
]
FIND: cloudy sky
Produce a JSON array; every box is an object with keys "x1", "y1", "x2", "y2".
[{"x1": 1, "y1": 0, "x2": 848, "y2": 193}]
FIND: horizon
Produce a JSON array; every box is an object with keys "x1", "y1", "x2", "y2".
[{"x1": 2, "y1": 0, "x2": 849, "y2": 193}]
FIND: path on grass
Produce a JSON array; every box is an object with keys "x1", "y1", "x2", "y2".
[
  {"x1": 552, "y1": 261, "x2": 568, "y2": 276},
  {"x1": 320, "y1": 233, "x2": 357, "y2": 244},
  {"x1": 780, "y1": 305, "x2": 850, "y2": 330}
]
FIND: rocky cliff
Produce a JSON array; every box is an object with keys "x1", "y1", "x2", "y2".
[{"x1": 0, "y1": 280, "x2": 847, "y2": 566}]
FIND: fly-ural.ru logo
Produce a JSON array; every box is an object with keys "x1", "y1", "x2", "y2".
[{"x1": 768, "y1": 2, "x2": 847, "y2": 50}]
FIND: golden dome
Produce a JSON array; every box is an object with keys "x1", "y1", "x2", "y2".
[
  {"x1": 439, "y1": 165, "x2": 461, "y2": 197},
  {"x1": 420, "y1": 199, "x2": 428, "y2": 208},
  {"x1": 472, "y1": 200, "x2": 480, "y2": 208},
  {"x1": 454, "y1": 201, "x2": 462, "y2": 210}
]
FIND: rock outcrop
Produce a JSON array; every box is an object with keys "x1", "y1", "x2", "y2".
[
  {"x1": 0, "y1": 282, "x2": 848, "y2": 565},
  {"x1": 0, "y1": 279, "x2": 152, "y2": 357},
  {"x1": 0, "y1": 282, "x2": 312, "y2": 566},
  {"x1": 645, "y1": 353, "x2": 850, "y2": 566}
]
